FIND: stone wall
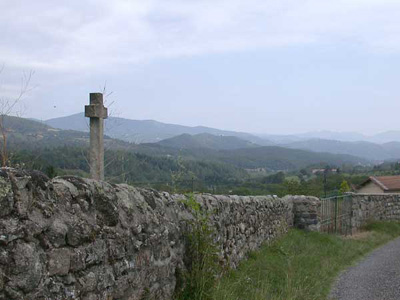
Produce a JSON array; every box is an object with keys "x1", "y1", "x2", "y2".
[
  {"x1": 2, "y1": 168, "x2": 399, "y2": 300},
  {"x1": 351, "y1": 194, "x2": 400, "y2": 229},
  {"x1": 292, "y1": 193, "x2": 400, "y2": 234},
  {"x1": 0, "y1": 169, "x2": 293, "y2": 300},
  {"x1": 287, "y1": 196, "x2": 321, "y2": 231}
]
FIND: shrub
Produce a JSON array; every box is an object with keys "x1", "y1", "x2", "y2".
[{"x1": 175, "y1": 194, "x2": 221, "y2": 300}]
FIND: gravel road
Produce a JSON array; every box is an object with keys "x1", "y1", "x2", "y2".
[{"x1": 329, "y1": 237, "x2": 400, "y2": 300}]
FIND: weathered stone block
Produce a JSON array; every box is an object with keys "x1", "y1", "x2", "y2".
[
  {"x1": 78, "y1": 272, "x2": 97, "y2": 293},
  {"x1": 85, "y1": 105, "x2": 108, "y2": 119},
  {"x1": 287, "y1": 195, "x2": 321, "y2": 232},
  {"x1": 70, "y1": 248, "x2": 86, "y2": 272},
  {"x1": 48, "y1": 248, "x2": 71, "y2": 276},
  {"x1": 11, "y1": 242, "x2": 43, "y2": 292},
  {"x1": 47, "y1": 219, "x2": 68, "y2": 248}
]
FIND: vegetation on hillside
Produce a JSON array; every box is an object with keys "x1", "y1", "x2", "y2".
[
  {"x1": 1, "y1": 115, "x2": 376, "y2": 196},
  {"x1": 6, "y1": 115, "x2": 400, "y2": 197},
  {"x1": 228, "y1": 170, "x2": 367, "y2": 198},
  {"x1": 10, "y1": 146, "x2": 248, "y2": 186},
  {"x1": 158, "y1": 133, "x2": 259, "y2": 150}
]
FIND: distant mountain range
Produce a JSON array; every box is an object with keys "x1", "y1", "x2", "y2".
[
  {"x1": 0, "y1": 115, "x2": 368, "y2": 172},
  {"x1": 261, "y1": 130, "x2": 400, "y2": 144},
  {"x1": 156, "y1": 133, "x2": 400, "y2": 165},
  {"x1": 151, "y1": 134, "x2": 367, "y2": 170},
  {"x1": 47, "y1": 113, "x2": 400, "y2": 145},
  {"x1": 42, "y1": 113, "x2": 400, "y2": 163},
  {"x1": 283, "y1": 139, "x2": 400, "y2": 162},
  {"x1": 4, "y1": 115, "x2": 91, "y2": 148},
  {"x1": 46, "y1": 113, "x2": 272, "y2": 146}
]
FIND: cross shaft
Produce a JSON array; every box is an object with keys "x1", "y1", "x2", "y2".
[{"x1": 85, "y1": 93, "x2": 108, "y2": 180}]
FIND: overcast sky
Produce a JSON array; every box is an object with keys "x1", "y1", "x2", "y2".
[{"x1": 1, "y1": 0, "x2": 400, "y2": 135}]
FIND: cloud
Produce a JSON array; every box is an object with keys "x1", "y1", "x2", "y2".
[{"x1": 1, "y1": 0, "x2": 400, "y2": 73}]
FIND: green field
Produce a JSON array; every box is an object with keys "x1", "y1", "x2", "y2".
[{"x1": 211, "y1": 222, "x2": 400, "y2": 300}]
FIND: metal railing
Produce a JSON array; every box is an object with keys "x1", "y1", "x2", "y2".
[{"x1": 320, "y1": 194, "x2": 353, "y2": 235}]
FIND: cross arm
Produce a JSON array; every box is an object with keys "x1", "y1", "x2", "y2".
[{"x1": 85, "y1": 104, "x2": 108, "y2": 119}]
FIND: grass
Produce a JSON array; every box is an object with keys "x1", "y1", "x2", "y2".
[{"x1": 212, "y1": 222, "x2": 400, "y2": 300}]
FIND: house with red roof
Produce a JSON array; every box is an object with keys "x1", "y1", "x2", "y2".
[{"x1": 357, "y1": 176, "x2": 400, "y2": 194}]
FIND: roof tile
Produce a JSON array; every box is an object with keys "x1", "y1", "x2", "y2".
[{"x1": 370, "y1": 176, "x2": 400, "y2": 191}]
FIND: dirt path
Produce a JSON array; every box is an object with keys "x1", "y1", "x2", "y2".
[{"x1": 329, "y1": 237, "x2": 400, "y2": 300}]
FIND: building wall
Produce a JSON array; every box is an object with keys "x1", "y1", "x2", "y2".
[{"x1": 357, "y1": 182, "x2": 385, "y2": 194}]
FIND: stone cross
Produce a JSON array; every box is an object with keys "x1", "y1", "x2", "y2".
[{"x1": 85, "y1": 93, "x2": 108, "y2": 180}]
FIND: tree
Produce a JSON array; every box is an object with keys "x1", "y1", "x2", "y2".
[
  {"x1": 339, "y1": 180, "x2": 350, "y2": 194},
  {"x1": 264, "y1": 171, "x2": 285, "y2": 184},
  {"x1": 283, "y1": 179, "x2": 302, "y2": 195},
  {"x1": 0, "y1": 68, "x2": 34, "y2": 167}
]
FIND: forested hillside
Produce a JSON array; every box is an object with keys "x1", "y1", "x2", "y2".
[
  {"x1": 3, "y1": 116, "x2": 370, "y2": 194},
  {"x1": 157, "y1": 133, "x2": 259, "y2": 150}
]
